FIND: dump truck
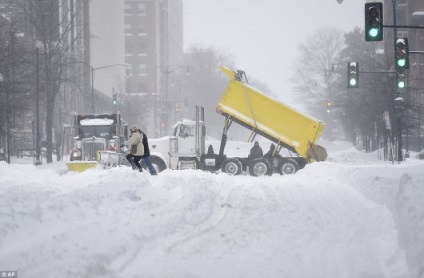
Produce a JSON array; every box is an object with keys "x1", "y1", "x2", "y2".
[
  {"x1": 106, "y1": 66, "x2": 326, "y2": 176},
  {"x1": 214, "y1": 66, "x2": 327, "y2": 175},
  {"x1": 66, "y1": 113, "x2": 127, "y2": 172}
]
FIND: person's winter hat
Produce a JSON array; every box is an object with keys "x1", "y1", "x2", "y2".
[{"x1": 131, "y1": 125, "x2": 138, "y2": 132}]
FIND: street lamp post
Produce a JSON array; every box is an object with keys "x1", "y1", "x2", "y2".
[
  {"x1": 0, "y1": 73, "x2": 5, "y2": 162},
  {"x1": 91, "y1": 64, "x2": 128, "y2": 114}
]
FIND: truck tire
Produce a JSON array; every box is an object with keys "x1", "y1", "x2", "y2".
[
  {"x1": 249, "y1": 158, "x2": 272, "y2": 177},
  {"x1": 221, "y1": 158, "x2": 242, "y2": 175},
  {"x1": 279, "y1": 159, "x2": 299, "y2": 175},
  {"x1": 149, "y1": 156, "x2": 167, "y2": 173}
]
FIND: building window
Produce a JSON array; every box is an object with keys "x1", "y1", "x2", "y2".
[
  {"x1": 125, "y1": 41, "x2": 132, "y2": 54},
  {"x1": 124, "y1": 3, "x2": 132, "y2": 13},
  {"x1": 138, "y1": 63, "x2": 147, "y2": 75},
  {"x1": 137, "y1": 4, "x2": 146, "y2": 15},
  {"x1": 137, "y1": 42, "x2": 147, "y2": 54},
  {"x1": 138, "y1": 23, "x2": 147, "y2": 35},
  {"x1": 126, "y1": 64, "x2": 133, "y2": 76},
  {"x1": 125, "y1": 23, "x2": 132, "y2": 34},
  {"x1": 138, "y1": 82, "x2": 146, "y2": 93}
]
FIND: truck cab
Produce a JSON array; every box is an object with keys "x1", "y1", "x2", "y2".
[
  {"x1": 69, "y1": 114, "x2": 126, "y2": 165},
  {"x1": 148, "y1": 109, "x2": 205, "y2": 171}
]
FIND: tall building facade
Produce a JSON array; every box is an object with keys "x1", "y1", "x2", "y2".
[{"x1": 123, "y1": 0, "x2": 183, "y2": 136}]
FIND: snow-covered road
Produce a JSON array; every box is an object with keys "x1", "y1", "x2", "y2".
[{"x1": 0, "y1": 145, "x2": 423, "y2": 278}]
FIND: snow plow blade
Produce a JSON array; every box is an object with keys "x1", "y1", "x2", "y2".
[
  {"x1": 98, "y1": 151, "x2": 130, "y2": 168},
  {"x1": 66, "y1": 161, "x2": 98, "y2": 172}
]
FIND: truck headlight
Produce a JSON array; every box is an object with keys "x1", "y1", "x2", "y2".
[{"x1": 71, "y1": 150, "x2": 82, "y2": 160}]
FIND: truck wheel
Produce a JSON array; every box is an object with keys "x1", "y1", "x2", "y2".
[
  {"x1": 221, "y1": 158, "x2": 242, "y2": 175},
  {"x1": 149, "y1": 156, "x2": 167, "y2": 173},
  {"x1": 279, "y1": 159, "x2": 299, "y2": 175},
  {"x1": 249, "y1": 158, "x2": 272, "y2": 177}
]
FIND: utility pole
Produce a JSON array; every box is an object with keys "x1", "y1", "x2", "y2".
[{"x1": 35, "y1": 48, "x2": 42, "y2": 165}]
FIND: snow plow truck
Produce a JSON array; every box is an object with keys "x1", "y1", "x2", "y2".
[
  {"x1": 66, "y1": 113, "x2": 128, "y2": 172},
  {"x1": 96, "y1": 66, "x2": 327, "y2": 176}
]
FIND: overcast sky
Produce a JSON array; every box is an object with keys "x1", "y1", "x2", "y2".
[{"x1": 183, "y1": 0, "x2": 366, "y2": 107}]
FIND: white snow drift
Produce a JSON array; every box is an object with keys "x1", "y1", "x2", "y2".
[{"x1": 0, "y1": 141, "x2": 423, "y2": 278}]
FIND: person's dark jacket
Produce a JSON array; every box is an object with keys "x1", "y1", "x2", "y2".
[
  {"x1": 250, "y1": 141, "x2": 263, "y2": 159},
  {"x1": 264, "y1": 144, "x2": 276, "y2": 157},
  {"x1": 139, "y1": 129, "x2": 150, "y2": 157}
]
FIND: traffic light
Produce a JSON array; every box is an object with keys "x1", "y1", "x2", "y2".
[
  {"x1": 395, "y1": 38, "x2": 409, "y2": 69},
  {"x1": 347, "y1": 62, "x2": 359, "y2": 88},
  {"x1": 396, "y1": 69, "x2": 406, "y2": 90},
  {"x1": 393, "y1": 97, "x2": 404, "y2": 116},
  {"x1": 326, "y1": 100, "x2": 333, "y2": 113},
  {"x1": 365, "y1": 2, "x2": 383, "y2": 41},
  {"x1": 112, "y1": 93, "x2": 117, "y2": 106}
]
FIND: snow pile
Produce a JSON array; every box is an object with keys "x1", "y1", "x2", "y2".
[{"x1": 0, "y1": 141, "x2": 423, "y2": 278}]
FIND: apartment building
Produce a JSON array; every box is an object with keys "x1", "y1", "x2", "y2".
[{"x1": 124, "y1": 0, "x2": 183, "y2": 136}]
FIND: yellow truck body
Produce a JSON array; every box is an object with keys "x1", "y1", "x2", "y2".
[{"x1": 217, "y1": 66, "x2": 327, "y2": 162}]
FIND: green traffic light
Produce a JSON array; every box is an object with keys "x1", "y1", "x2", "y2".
[
  {"x1": 349, "y1": 79, "x2": 357, "y2": 86},
  {"x1": 397, "y1": 59, "x2": 406, "y2": 68},
  {"x1": 398, "y1": 81, "x2": 405, "y2": 89},
  {"x1": 368, "y1": 28, "x2": 379, "y2": 38}
]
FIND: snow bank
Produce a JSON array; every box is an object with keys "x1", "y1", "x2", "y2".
[{"x1": 0, "y1": 141, "x2": 423, "y2": 278}]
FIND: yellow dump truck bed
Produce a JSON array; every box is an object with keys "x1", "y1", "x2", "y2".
[{"x1": 217, "y1": 66, "x2": 326, "y2": 162}]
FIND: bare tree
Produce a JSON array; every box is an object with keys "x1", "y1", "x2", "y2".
[
  {"x1": 181, "y1": 47, "x2": 275, "y2": 139},
  {"x1": 0, "y1": 17, "x2": 33, "y2": 162},
  {"x1": 12, "y1": 0, "x2": 89, "y2": 163},
  {"x1": 290, "y1": 27, "x2": 345, "y2": 118},
  {"x1": 183, "y1": 47, "x2": 235, "y2": 138}
]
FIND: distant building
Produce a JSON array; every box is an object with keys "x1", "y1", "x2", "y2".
[{"x1": 123, "y1": 0, "x2": 183, "y2": 136}]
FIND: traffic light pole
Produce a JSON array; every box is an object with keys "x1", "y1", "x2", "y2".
[
  {"x1": 392, "y1": 0, "x2": 402, "y2": 163},
  {"x1": 359, "y1": 70, "x2": 395, "y2": 74},
  {"x1": 383, "y1": 24, "x2": 424, "y2": 30}
]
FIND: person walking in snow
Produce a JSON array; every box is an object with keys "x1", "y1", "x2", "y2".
[{"x1": 123, "y1": 125, "x2": 145, "y2": 172}]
